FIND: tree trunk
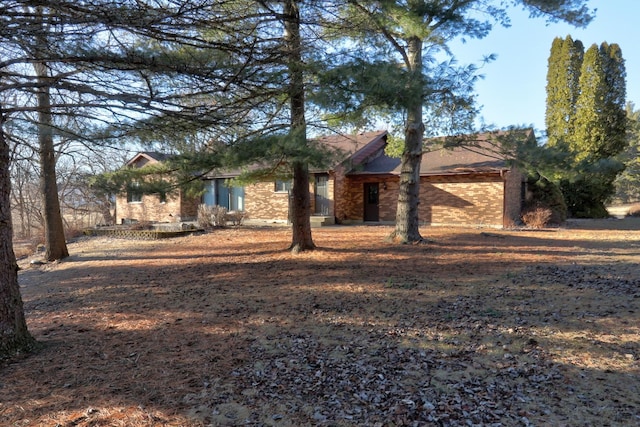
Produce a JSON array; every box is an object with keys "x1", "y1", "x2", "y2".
[
  {"x1": 284, "y1": 0, "x2": 315, "y2": 253},
  {"x1": 100, "y1": 201, "x2": 115, "y2": 225},
  {"x1": 34, "y1": 61, "x2": 69, "y2": 261},
  {"x1": 0, "y1": 103, "x2": 36, "y2": 358},
  {"x1": 389, "y1": 36, "x2": 425, "y2": 244},
  {"x1": 290, "y1": 160, "x2": 314, "y2": 252}
]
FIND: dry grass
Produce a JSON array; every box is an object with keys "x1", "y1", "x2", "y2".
[
  {"x1": 13, "y1": 240, "x2": 36, "y2": 260},
  {"x1": 3, "y1": 222, "x2": 640, "y2": 426}
]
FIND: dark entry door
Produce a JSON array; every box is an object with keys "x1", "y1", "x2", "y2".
[
  {"x1": 363, "y1": 182, "x2": 379, "y2": 221},
  {"x1": 314, "y1": 175, "x2": 330, "y2": 215}
]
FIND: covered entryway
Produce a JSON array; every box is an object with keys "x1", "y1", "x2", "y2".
[{"x1": 363, "y1": 182, "x2": 379, "y2": 221}]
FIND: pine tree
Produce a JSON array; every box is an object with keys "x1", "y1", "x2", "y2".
[
  {"x1": 0, "y1": 103, "x2": 36, "y2": 358},
  {"x1": 326, "y1": 1, "x2": 594, "y2": 243},
  {"x1": 282, "y1": 0, "x2": 315, "y2": 252}
]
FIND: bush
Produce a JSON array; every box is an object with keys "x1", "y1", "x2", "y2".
[
  {"x1": 522, "y1": 207, "x2": 553, "y2": 229},
  {"x1": 628, "y1": 203, "x2": 640, "y2": 217},
  {"x1": 525, "y1": 176, "x2": 567, "y2": 225},
  {"x1": 226, "y1": 210, "x2": 247, "y2": 226},
  {"x1": 198, "y1": 204, "x2": 227, "y2": 228},
  {"x1": 65, "y1": 226, "x2": 86, "y2": 240}
]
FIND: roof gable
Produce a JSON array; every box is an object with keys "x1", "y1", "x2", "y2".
[
  {"x1": 315, "y1": 130, "x2": 388, "y2": 170},
  {"x1": 125, "y1": 152, "x2": 171, "y2": 168}
]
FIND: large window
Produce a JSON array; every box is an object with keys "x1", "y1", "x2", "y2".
[
  {"x1": 127, "y1": 181, "x2": 142, "y2": 203},
  {"x1": 275, "y1": 180, "x2": 293, "y2": 193},
  {"x1": 203, "y1": 179, "x2": 244, "y2": 211}
]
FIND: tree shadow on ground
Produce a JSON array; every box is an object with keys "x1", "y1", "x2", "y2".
[{"x1": 3, "y1": 226, "x2": 639, "y2": 425}]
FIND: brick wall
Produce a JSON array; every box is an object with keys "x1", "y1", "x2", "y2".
[
  {"x1": 421, "y1": 176, "x2": 504, "y2": 227},
  {"x1": 339, "y1": 176, "x2": 396, "y2": 222},
  {"x1": 333, "y1": 166, "x2": 350, "y2": 221},
  {"x1": 244, "y1": 175, "x2": 337, "y2": 222},
  {"x1": 341, "y1": 173, "x2": 511, "y2": 227},
  {"x1": 244, "y1": 182, "x2": 290, "y2": 220},
  {"x1": 116, "y1": 191, "x2": 194, "y2": 224}
]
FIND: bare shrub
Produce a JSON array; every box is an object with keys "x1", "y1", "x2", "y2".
[
  {"x1": 198, "y1": 204, "x2": 227, "y2": 228},
  {"x1": 225, "y1": 210, "x2": 247, "y2": 226},
  {"x1": 627, "y1": 203, "x2": 640, "y2": 217},
  {"x1": 522, "y1": 207, "x2": 552, "y2": 229},
  {"x1": 13, "y1": 241, "x2": 36, "y2": 259},
  {"x1": 65, "y1": 226, "x2": 86, "y2": 240}
]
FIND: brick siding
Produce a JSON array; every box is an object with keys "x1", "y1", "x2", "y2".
[
  {"x1": 244, "y1": 182, "x2": 290, "y2": 221},
  {"x1": 244, "y1": 175, "x2": 336, "y2": 221},
  {"x1": 116, "y1": 191, "x2": 199, "y2": 224},
  {"x1": 342, "y1": 171, "x2": 523, "y2": 228},
  {"x1": 116, "y1": 168, "x2": 522, "y2": 228},
  {"x1": 421, "y1": 176, "x2": 504, "y2": 227}
]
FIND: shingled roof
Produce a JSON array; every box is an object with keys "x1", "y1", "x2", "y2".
[
  {"x1": 351, "y1": 130, "x2": 532, "y2": 176},
  {"x1": 201, "y1": 130, "x2": 389, "y2": 178},
  {"x1": 315, "y1": 130, "x2": 388, "y2": 168}
]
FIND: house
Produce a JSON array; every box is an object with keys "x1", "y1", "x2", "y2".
[
  {"x1": 115, "y1": 129, "x2": 529, "y2": 228},
  {"x1": 340, "y1": 130, "x2": 531, "y2": 228},
  {"x1": 201, "y1": 130, "x2": 390, "y2": 226},
  {"x1": 115, "y1": 152, "x2": 200, "y2": 224}
]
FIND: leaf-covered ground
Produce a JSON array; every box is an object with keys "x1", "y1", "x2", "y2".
[{"x1": 3, "y1": 221, "x2": 640, "y2": 426}]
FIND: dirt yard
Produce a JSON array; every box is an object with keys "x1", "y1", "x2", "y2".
[{"x1": 2, "y1": 221, "x2": 640, "y2": 426}]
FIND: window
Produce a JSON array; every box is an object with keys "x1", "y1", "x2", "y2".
[
  {"x1": 127, "y1": 181, "x2": 142, "y2": 203},
  {"x1": 275, "y1": 180, "x2": 293, "y2": 193},
  {"x1": 158, "y1": 193, "x2": 167, "y2": 204},
  {"x1": 203, "y1": 179, "x2": 245, "y2": 211}
]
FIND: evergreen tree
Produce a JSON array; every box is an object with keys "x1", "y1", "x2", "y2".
[
  {"x1": 544, "y1": 36, "x2": 629, "y2": 217},
  {"x1": 571, "y1": 42, "x2": 627, "y2": 160},
  {"x1": 281, "y1": 0, "x2": 315, "y2": 252},
  {"x1": 599, "y1": 42, "x2": 627, "y2": 157},
  {"x1": 0, "y1": 0, "x2": 289, "y2": 357},
  {"x1": 573, "y1": 43, "x2": 608, "y2": 159},
  {"x1": 613, "y1": 103, "x2": 640, "y2": 203},
  {"x1": 0, "y1": 102, "x2": 36, "y2": 358},
  {"x1": 326, "y1": 0, "x2": 593, "y2": 243},
  {"x1": 545, "y1": 36, "x2": 583, "y2": 148}
]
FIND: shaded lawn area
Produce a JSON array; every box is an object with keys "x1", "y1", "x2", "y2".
[{"x1": 2, "y1": 224, "x2": 640, "y2": 426}]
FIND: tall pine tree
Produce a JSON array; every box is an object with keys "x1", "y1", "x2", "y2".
[{"x1": 322, "y1": 1, "x2": 593, "y2": 243}]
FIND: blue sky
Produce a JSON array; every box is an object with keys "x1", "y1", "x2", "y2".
[{"x1": 449, "y1": 0, "x2": 638, "y2": 138}]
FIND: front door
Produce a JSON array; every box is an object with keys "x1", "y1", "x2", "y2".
[
  {"x1": 363, "y1": 182, "x2": 379, "y2": 221},
  {"x1": 314, "y1": 174, "x2": 330, "y2": 215}
]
